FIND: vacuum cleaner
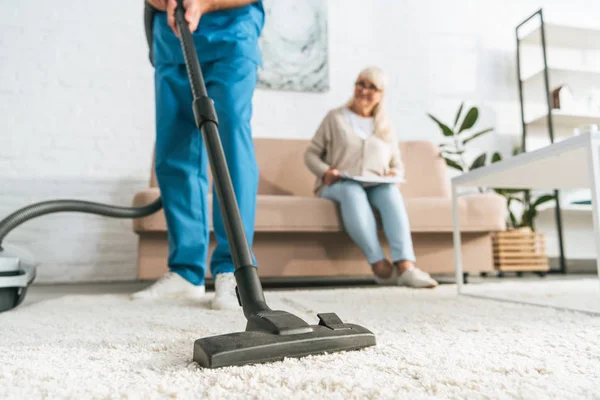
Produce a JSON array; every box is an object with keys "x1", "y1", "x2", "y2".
[{"x1": 0, "y1": 0, "x2": 376, "y2": 368}]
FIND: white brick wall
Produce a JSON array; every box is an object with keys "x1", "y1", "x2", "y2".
[
  {"x1": 3, "y1": 0, "x2": 600, "y2": 180},
  {"x1": 0, "y1": 0, "x2": 156, "y2": 180},
  {"x1": 2, "y1": 0, "x2": 600, "y2": 281},
  {"x1": 0, "y1": 179, "x2": 149, "y2": 282}
]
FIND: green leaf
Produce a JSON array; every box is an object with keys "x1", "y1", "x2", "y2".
[
  {"x1": 428, "y1": 114, "x2": 454, "y2": 137},
  {"x1": 524, "y1": 209, "x2": 537, "y2": 227},
  {"x1": 491, "y1": 152, "x2": 502, "y2": 163},
  {"x1": 442, "y1": 148, "x2": 465, "y2": 155},
  {"x1": 495, "y1": 187, "x2": 526, "y2": 196},
  {"x1": 453, "y1": 102, "x2": 464, "y2": 129},
  {"x1": 496, "y1": 189, "x2": 524, "y2": 198},
  {"x1": 458, "y1": 107, "x2": 479, "y2": 133},
  {"x1": 444, "y1": 157, "x2": 463, "y2": 171},
  {"x1": 507, "y1": 202, "x2": 516, "y2": 222},
  {"x1": 506, "y1": 197, "x2": 519, "y2": 227},
  {"x1": 439, "y1": 144, "x2": 455, "y2": 153},
  {"x1": 521, "y1": 211, "x2": 531, "y2": 228},
  {"x1": 464, "y1": 128, "x2": 493, "y2": 144},
  {"x1": 502, "y1": 189, "x2": 525, "y2": 194},
  {"x1": 533, "y1": 194, "x2": 555, "y2": 207},
  {"x1": 469, "y1": 153, "x2": 487, "y2": 170},
  {"x1": 509, "y1": 211, "x2": 518, "y2": 228}
]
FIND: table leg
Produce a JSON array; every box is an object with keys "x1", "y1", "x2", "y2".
[
  {"x1": 452, "y1": 185, "x2": 463, "y2": 294},
  {"x1": 588, "y1": 138, "x2": 600, "y2": 284}
]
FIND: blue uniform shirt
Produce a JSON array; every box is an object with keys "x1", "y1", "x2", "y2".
[{"x1": 151, "y1": 2, "x2": 265, "y2": 66}]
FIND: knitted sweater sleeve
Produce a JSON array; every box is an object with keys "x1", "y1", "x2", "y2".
[
  {"x1": 304, "y1": 112, "x2": 333, "y2": 178},
  {"x1": 389, "y1": 136, "x2": 404, "y2": 177}
]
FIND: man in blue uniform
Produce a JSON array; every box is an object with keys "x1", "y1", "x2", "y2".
[{"x1": 132, "y1": 0, "x2": 264, "y2": 309}]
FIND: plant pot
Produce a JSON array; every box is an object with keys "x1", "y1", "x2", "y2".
[{"x1": 491, "y1": 228, "x2": 550, "y2": 273}]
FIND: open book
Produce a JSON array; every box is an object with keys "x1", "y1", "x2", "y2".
[{"x1": 340, "y1": 172, "x2": 405, "y2": 184}]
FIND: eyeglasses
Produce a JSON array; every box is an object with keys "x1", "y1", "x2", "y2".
[{"x1": 355, "y1": 80, "x2": 381, "y2": 92}]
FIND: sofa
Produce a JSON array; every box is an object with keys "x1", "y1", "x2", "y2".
[{"x1": 131, "y1": 138, "x2": 507, "y2": 280}]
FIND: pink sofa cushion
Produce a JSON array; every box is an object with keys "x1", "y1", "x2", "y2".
[
  {"x1": 132, "y1": 189, "x2": 506, "y2": 233},
  {"x1": 132, "y1": 189, "x2": 339, "y2": 233},
  {"x1": 463, "y1": 193, "x2": 508, "y2": 231},
  {"x1": 405, "y1": 194, "x2": 506, "y2": 232},
  {"x1": 398, "y1": 141, "x2": 451, "y2": 198},
  {"x1": 149, "y1": 139, "x2": 452, "y2": 199}
]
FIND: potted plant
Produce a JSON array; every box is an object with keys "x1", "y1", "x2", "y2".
[
  {"x1": 489, "y1": 149, "x2": 553, "y2": 276},
  {"x1": 491, "y1": 149, "x2": 555, "y2": 230},
  {"x1": 428, "y1": 104, "x2": 552, "y2": 275},
  {"x1": 428, "y1": 103, "x2": 494, "y2": 175}
]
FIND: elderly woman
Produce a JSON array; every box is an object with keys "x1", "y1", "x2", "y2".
[{"x1": 304, "y1": 66, "x2": 438, "y2": 288}]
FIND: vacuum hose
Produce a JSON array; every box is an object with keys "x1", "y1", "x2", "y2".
[{"x1": 0, "y1": 197, "x2": 162, "y2": 251}]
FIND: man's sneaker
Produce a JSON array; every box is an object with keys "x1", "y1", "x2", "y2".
[
  {"x1": 130, "y1": 272, "x2": 206, "y2": 300},
  {"x1": 211, "y1": 272, "x2": 240, "y2": 310},
  {"x1": 397, "y1": 265, "x2": 439, "y2": 288}
]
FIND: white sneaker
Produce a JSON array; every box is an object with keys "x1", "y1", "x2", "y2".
[
  {"x1": 211, "y1": 272, "x2": 240, "y2": 310},
  {"x1": 130, "y1": 272, "x2": 206, "y2": 300},
  {"x1": 397, "y1": 266, "x2": 439, "y2": 288},
  {"x1": 373, "y1": 265, "x2": 398, "y2": 286}
]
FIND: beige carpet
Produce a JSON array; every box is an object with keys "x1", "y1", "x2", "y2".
[
  {"x1": 464, "y1": 277, "x2": 600, "y2": 314},
  {"x1": 0, "y1": 282, "x2": 599, "y2": 399}
]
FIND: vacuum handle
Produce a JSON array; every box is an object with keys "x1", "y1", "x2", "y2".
[
  {"x1": 174, "y1": 0, "x2": 207, "y2": 99},
  {"x1": 174, "y1": 0, "x2": 270, "y2": 317}
]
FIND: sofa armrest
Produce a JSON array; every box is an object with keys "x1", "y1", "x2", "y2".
[
  {"x1": 462, "y1": 192, "x2": 507, "y2": 231},
  {"x1": 132, "y1": 188, "x2": 165, "y2": 233}
]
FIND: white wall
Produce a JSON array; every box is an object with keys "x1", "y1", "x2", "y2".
[
  {"x1": 2, "y1": 0, "x2": 600, "y2": 281},
  {"x1": 3, "y1": 0, "x2": 600, "y2": 181}
]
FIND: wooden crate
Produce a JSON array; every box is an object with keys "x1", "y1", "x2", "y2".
[{"x1": 492, "y1": 228, "x2": 550, "y2": 272}]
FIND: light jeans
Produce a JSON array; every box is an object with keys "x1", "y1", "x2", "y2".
[{"x1": 319, "y1": 180, "x2": 416, "y2": 265}]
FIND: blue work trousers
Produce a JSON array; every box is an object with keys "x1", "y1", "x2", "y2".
[{"x1": 153, "y1": 57, "x2": 259, "y2": 285}]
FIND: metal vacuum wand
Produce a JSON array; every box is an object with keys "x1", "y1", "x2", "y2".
[{"x1": 174, "y1": 0, "x2": 270, "y2": 318}]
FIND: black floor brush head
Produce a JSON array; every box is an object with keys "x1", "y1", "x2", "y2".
[{"x1": 193, "y1": 312, "x2": 376, "y2": 368}]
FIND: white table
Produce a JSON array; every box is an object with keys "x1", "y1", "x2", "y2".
[{"x1": 452, "y1": 132, "x2": 600, "y2": 293}]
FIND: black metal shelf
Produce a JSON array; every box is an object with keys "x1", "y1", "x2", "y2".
[{"x1": 515, "y1": 8, "x2": 566, "y2": 274}]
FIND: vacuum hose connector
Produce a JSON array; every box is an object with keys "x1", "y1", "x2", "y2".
[{"x1": 0, "y1": 197, "x2": 162, "y2": 250}]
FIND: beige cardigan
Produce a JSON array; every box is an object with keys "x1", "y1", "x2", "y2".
[{"x1": 304, "y1": 106, "x2": 404, "y2": 195}]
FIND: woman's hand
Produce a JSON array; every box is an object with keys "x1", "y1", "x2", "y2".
[
  {"x1": 387, "y1": 170, "x2": 397, "y2": 177},
  {"x1": 323, "y1": 168, "x2": 341, "y2": 185}
]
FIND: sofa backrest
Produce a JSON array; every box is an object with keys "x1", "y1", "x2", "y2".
[
  {"x1": 148, "y1": 139, "x2": 315, "y2": 196},
  {"x1": 398, "y1": 140, "x2": 451, "y2": 198},
  {"x1": 149, "y1": 138, "x2": 451, "y2": 198},
  {"x1": 254, "y1": 138, "x2": 317, "y2": 197}
]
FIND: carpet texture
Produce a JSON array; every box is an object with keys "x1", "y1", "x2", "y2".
[
  {"x1": 1, "y1": 282, "x2": 599, "y2": 399},
  {"x1": 464, "y1": 277, "x2": 600, "y2": 314}
]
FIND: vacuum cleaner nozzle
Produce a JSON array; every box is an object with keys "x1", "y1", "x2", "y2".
[{"x1": 193, "y1": 311, "x2": 376, "y2": 368}]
